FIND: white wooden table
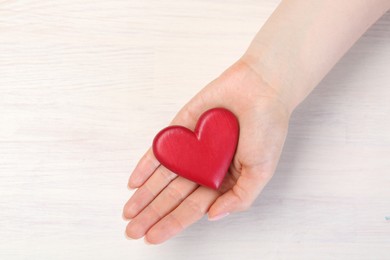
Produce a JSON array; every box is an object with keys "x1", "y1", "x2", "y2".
[{"x1": 0, "y1": 1, "x2": 389, "y2": 259}]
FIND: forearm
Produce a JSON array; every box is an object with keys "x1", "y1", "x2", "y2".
[{"x1": 242, "y1": 0, "x2": 390, "y2": 112}]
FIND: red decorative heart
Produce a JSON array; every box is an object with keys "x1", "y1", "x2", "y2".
[{"x1": 152, "y1": 108, "x2": 239, "y2": 190}]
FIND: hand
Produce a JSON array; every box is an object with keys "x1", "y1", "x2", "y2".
[{"x1": 123, "y1": 58, "x2": 291, "y2": 244}]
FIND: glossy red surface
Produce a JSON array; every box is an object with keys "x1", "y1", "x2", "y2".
[{"x1": 153, "y1": 108, "x2": 239, "y2": 189}]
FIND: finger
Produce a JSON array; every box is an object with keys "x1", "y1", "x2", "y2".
[
  {"x1": 144, "y1": 186, "x2": 220, "y2": 244},
  {"x1": 128, "y1": 147, "x2": 160, "y2": 189},
  {"x1": 123, "y1": 165, "x2": 177, "y2": 219},
  {"x1": 208, "y1": 166, "x2": 271, "y2": 220},
  {"x1": 125, "y1": 89, "x2": 211, "y2": 218},
  {"x1": 125, "y1": 177, "x2": 198, "y2": 239},
  {"x1": 128, "y1": 97, "x2": 209, "y2": 189}
]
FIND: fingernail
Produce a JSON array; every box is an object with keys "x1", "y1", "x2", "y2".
[{"x1": 208, "y1": 212, "x2": 229, "y2": 221}]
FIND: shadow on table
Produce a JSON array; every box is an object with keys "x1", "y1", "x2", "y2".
[{"x1": 161, "y1": 11, "x2": 390, "y2": 258}]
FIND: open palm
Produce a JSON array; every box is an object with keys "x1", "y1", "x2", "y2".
[{"x1": 123, "y1": 59, "x2": 291, "y2": 244}]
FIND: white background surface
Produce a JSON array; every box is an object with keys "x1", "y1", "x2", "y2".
[{"x1": 0, "y1": 1, "x2": 389, "y2": 259}]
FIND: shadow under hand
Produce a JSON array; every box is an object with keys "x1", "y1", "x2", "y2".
[{"x1": 147, "y1": 11, "x2": 390, "y2": 259}]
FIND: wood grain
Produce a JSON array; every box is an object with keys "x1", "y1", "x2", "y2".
[{"x1": 0, "y1": 1, "x2": 389, "y2": 259}]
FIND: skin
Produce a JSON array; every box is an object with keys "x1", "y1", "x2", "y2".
[{"x1": 123, "y1": 0, "x2": 390, "y2": 244}]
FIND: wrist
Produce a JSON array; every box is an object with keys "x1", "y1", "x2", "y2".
[
  {"x1": 240, "y1": 0, "x2": 390, "y2": 115},
  {"x1": 239, "y1": 53, "x2": 302, "y2": 115}
]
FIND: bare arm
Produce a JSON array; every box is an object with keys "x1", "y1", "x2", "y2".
[
  {"x1": 124, "y1": 0, "x2": 390, "y2": 244},
  {"x1": 243, "y1": 0, "x2": 390, "y2": 112}
]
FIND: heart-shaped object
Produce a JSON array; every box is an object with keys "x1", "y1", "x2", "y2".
[{"x1": 152, "y1": 108, "x2": 239, "y2": 190}]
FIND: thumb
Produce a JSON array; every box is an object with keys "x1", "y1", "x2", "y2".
[{"x1": 207, "y1": 167, "x2": 271, "y2": 221}]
